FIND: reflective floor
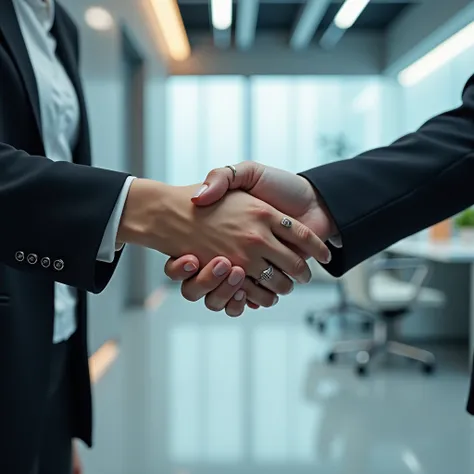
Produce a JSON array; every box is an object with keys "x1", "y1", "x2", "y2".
[{"x1": 81, "y1": 284, "x2": 474, "y2": 474}]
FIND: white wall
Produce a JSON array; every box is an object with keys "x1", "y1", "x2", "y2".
[
  {"x1": 83, "y1": 78, "x2": 128, "y2": 353},
  {"x1": 78, "y1": 28, "x2": 169, "y2": 353},
  {"x1": 165, "y1": 75, "x2": 393, "y2": 184},
  {"x1": 145, "y1": 76, "x2": 169, "y2": 298}
]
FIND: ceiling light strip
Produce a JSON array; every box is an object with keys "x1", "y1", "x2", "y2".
[
  {"x1": 398, "y1": 21, "x2": 474, "y2": 87},
  {"x1": 334, "y1": 0, "x2": 371, "y2": 30},
  {"x1": 146, "y1": 0, "x2": 191, "y2": 61},
  {"x1": 211, "y1": 0, "x2": 233, "y2": 31}
]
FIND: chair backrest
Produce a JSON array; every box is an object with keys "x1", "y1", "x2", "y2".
[{"x1": 340, "y1": 257, "x2": 379, "y2": 309}]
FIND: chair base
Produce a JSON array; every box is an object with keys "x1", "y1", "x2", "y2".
[
  {"x1": 306, "y1": 303, "x2": 373, "y2": 334},
  {"x1": 326, "y1": 321, "x2": 436, "y2": 376}
]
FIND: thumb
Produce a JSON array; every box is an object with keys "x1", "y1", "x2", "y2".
[{"x1": 191, "y1": 162, "x2": 263, "y2": 206}]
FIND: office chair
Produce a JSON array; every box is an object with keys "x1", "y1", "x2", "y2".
[
  {"x1": 326, "y1": 255, "x2": 446, "y2": 376},
  {"x1": 305, "y1": 259, "x2": 373, "y2": 333}
]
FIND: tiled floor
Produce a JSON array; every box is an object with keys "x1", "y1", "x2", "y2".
[{"x1": 81, "y1": 284, "x2": 474, "y2": 474}]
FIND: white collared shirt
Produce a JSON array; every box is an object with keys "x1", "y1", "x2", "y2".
[{"x1": 13, "y1": 0, "x2": 134, "y2": 343}]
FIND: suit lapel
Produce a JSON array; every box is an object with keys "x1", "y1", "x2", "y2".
[{"x1": 0, "y1": 0, "x2": 42, "y2": 141}]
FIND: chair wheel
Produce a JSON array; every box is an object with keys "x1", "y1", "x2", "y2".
[
  {"x1": 327, "y1": 352, "x2": 337, "y2": 363},
  {"x1": 422, "y1": 362, "x2": 435, "y2": 374},
  {"x1": 356, "y1": 364, "x2": 368, "y2": 376},
  {"x1": 317, "y1": 321, "x2": 326, "y2": 333},
  {"x1": 361, "y1": 321, "x2": 372, "y2": 332}
]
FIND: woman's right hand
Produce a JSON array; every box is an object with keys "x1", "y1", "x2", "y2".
[{"x1": 120, "y1": 180, "x2": 330, "y2": 297}]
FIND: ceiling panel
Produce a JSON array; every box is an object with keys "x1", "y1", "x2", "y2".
[
  {"x1": 256, "y1": 3, "x2": 304, "y2": 30},
  {"x1": 317, "y1": 2, "x2": 411, "y2": 31},
  {"x1": 179, "y1": 1, "x2": 413, "y2": 34}
]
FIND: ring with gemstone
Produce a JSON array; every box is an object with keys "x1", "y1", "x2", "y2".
[
  {"x1": 225, "y1": 165, "x2": 237, "y2": 181},
  {"x1": 281, "y1": 216, "x2": 292, "y2": 228},
  {"x1": 258, "y1": 265, "x2": 274, "y2": 283}
]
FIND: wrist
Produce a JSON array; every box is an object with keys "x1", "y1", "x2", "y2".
[
  {"x1": 299, "y1": 175, "x2": 338, "y2": 241},
  {"x1": 315, "y1": 191, "x2": 338, "y2": 239},
  {"x1": 117, "y1": 178, "x2": 169, "y2": 249}
]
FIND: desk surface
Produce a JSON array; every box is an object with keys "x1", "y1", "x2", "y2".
[{"x1": 389, "y1": 238, "x2": 474, "y2": 263}]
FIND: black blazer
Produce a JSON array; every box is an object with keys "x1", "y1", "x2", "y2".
[
  {"x1": 0, "y1": 1, "x2": 129, "y2": 471},
  {"x1": 300, "y1": 74, "x2": 474, "y2": 414}
]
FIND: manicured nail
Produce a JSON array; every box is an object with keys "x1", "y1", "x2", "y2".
[
  {"x1": 228, "y1": 270, "x2": 244, "y2": 286},
  {"x1": 184, "y1": 262, "x2": 197, "y2": 272},
  {"x1": 213, "y1": 261, "x2": 230, "y2": 277},
  {"x1": 323, "y1": 251, "x2": 332, "y2": 264},
  {"x1": 234, "y1": 290, "x2": 245, "y2": 301},
  {"x1": 193, "y1": 184, "x2": 208, "y2": 199},
  {"x1": 272, "y1": 296, "x2": 279, "y2": 306}
]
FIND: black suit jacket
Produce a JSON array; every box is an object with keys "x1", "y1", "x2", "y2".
[
  {"x1": 0, "y1": 1, "x2": 129, "y2": 471},
  {"x1": 300, "y1": 74, "x2": 474, "y2": 414}
]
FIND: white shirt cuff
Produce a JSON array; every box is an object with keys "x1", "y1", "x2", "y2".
[{"x1": 97, "y1": 176, "x2": 136, "y2": 263}]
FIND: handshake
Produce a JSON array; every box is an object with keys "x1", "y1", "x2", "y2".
[{"x1": 118, "y1": 161, "x2": 340, "y2": 317}]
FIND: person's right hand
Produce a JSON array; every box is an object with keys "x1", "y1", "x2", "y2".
[
  {"x1": 164, "y1": 162, "x2": 339, "y2": 312},
  {"x1": 118, "y1": 180, "x2": 331, "y2": 298}
]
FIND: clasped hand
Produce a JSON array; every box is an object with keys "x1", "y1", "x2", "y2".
[{"x1": 164, "y1": 162, "x2": 337, "y2": 316}]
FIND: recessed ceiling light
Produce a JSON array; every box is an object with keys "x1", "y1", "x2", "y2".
[{"x1": 85, "y1": 6, "x2": 114, "y2": 31}]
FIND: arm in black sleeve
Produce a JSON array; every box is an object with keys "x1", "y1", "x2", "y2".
[
  {"x1": 300, "y1": 74, "x2": 474, "y2": 277},
  {"x1": 0, "y1": 142, "x2": 130, "y2": 293}
]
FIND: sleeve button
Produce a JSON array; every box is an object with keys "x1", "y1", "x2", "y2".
[{"x1": 53, "y1": 259, "x2": 64, "y2": 271}]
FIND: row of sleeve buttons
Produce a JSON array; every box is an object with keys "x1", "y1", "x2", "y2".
[{"x1": 15, "y1": 251, "x2": 64, "y2": 271}]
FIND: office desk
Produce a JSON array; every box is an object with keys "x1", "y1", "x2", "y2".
[{"x1": 389, "y1": 238, "x2": 474, "y2": 357}]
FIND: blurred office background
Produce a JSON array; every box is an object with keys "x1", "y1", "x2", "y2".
[{"x1": 61, "y1": 0, "x2": 474, "y2": 472}]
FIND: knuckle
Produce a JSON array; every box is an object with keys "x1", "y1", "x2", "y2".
[
  {"x1": 293, "y1": 257, "x2": 307, "y2": 276},
  {"x1": 207, "y1": 168, "x2": 222, "y2": 179},
  {"x1": 244, "y1": 230, "x2": 266, "y2": 247},
  {"x1": 181, "y1": 285, "x2": 200, "y2": 302},
  {"x1": 253, "y1": 205, "x2": 272, "y2": 221},
  {"x1": 296, "y1": 224, "x2": 312, "y2": 242}
]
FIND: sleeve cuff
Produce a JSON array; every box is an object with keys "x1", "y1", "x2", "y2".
[{"x1": 96, "y1": 176, "x2": 136, "y2": 263}]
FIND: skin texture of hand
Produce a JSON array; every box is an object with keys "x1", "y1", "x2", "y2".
[
  {"x1": 165, "y1": 162, "x2": 338, "y2": 312},
  {"x1": 120, "y1": 179, "x2": 329, "y2": 300},
  {"x1": 165, "y1": 255, "x2": 255, "y2": 316},
  {"x1": 194, "y1": 162, "x2": 338, "y2": 244}
]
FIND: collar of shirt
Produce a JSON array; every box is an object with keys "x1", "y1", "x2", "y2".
[{"x1": 22, "y1": 0, "x2": 55, "y2": 31}]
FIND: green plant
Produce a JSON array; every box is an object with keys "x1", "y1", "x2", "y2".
[{"x1": 455, "y1": 208, "x2": 474, "y2": 228}]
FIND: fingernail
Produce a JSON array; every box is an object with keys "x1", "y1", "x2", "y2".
[
  {"x1": 184, "y1": 263, "x2": 197, "y2": 272},
  {"x1": 213, "y1": 261, "x2": 230, "y2": 277},
  {"x1": 193, "y1": 184, "x2": 208, "y2": 199},
  {"x1": 323, "y1": 251, "x2": 332, "y2": 264},
  {"x1": 228, "y1": 270, "x2": 244, "y2": 286},
  {"x1": 272, "y1": 296, "x2": 279, "y2": 306},
  {"x1": 234, "y1": 290, "x2": 245, "y2": 301}
]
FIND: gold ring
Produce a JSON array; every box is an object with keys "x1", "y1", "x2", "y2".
[{"x1": 225, "y1": 165, "x2": 237, "y2": 181}]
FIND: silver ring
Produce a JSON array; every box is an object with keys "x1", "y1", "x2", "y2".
[
  {"x1": 281, "y1": 216, "x2": 292, "y2": 228},
  {"x1": 225, "y1": 165, "x2": 237, "y2": 181},
  {"x1": 258, "y1": 265, "x2": 274, "y2": 283}
]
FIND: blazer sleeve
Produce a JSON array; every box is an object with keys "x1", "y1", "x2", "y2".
[
  {"x1": 0, "y1": 142, "x2": 130, "y2": 293},
  {"x1": 300, "y1": 74, "x2": 474, "y2": 277}
]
